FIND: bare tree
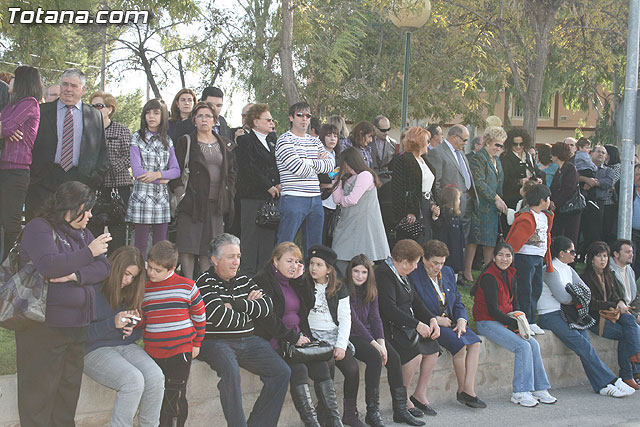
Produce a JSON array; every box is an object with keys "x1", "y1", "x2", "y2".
[{"x1": 280, "y1": 0, "x2": 301, "y2": 105}]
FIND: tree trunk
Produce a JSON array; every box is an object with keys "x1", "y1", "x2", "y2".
[
  {"x1": 520, "y1": 0, "x2": 562, "y2": 143},
  {"x1": 139, "y1": 52, "x2": 161, "y2": 99},
  {"x1": 279, "y1": 0, "x2": 301, "y2": 105}
]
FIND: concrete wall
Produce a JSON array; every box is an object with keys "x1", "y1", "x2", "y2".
[{"x1": 0, "y1": 331, "x2": 620, "y2": 427}]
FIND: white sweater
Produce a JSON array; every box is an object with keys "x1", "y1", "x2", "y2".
[{"x1": 539, "y1": 258, "x2": 586, "y2": 315}]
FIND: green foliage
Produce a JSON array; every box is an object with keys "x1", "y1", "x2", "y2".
[{"x1": 111, "y1": 89, "x2": 144, "y2": 132}]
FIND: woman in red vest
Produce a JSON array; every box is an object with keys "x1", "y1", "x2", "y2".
[{"x1": 472, "y1": 242, "x2": 556, "y2": 408}]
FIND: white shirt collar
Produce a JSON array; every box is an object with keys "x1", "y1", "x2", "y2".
[
  {"x1": 444, "y1": 139, "x2": 458, "y2": 154},
  {"x1": 254, "y1": 129, "x2": 270, "y2": 150}
]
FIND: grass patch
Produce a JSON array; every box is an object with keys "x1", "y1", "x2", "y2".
[{"x1": 0, "y1": 329, "x2": 16, "y2": 375}]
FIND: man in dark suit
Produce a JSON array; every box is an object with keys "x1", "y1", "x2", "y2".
[
  {"x1": 427, "y1": 124, "x2": 478, "y2": 239},
  {"x1": 26, "y1": 68, "x2": 109, "y2": 220}
]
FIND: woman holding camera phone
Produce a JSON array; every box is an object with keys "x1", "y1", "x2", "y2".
[{"x1": 84, "y1": 246, "x2": 165, "y2": 427}]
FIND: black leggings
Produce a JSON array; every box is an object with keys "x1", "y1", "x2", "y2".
[
  {"x1": 288, "y1": 359, "x2": 332, "y2": 388},
  {"x1": 327, "y1": 350, "x2": 360, "y2": 399},
  {"x1": 351, "y1": 335, "x2": 403, "y2": 390}
]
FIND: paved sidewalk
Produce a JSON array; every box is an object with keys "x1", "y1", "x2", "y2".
[{"x1": 380, "y1": 384, "x2": 640, "y2": 427}]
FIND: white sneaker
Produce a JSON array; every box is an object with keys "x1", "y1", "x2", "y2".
[
  {"x1": 532, "y1": 389, "x2": 557, "y2": 404},
  {"x1": 530, "y1": 324, "x2": 545, "y2": 335},
  {"x1": 599, "y1": 384, "x2": 625, "y2": 397},
  {"x1": 511, "y1": 391, "x2": 539, "y2": 407},
  {"x1": 614, "y1": 378, "x2": 636, "y2": 396}
]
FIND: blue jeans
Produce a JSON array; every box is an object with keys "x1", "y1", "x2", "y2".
[
  {"x1": 514, "y1": 254, "x2": 544, "y2": 323},
  {"x1": 198, "y1": 335, "x2": 291, "y2": 427},
  {"x1": 590, "y1": 313, "x2": 640, "y2": 380},
  {"x1": 84, "y1": 344, "x2": 165, "y2": 427},
  {"x1": 276, "y1": 195, "x2": 323, "y2": 256},
  {"x1": 477, "y1": 320, "x2": 551, "y2": 393},
  {"x1": 538, "y1": 310, "x2": 616, "y2": 392}
]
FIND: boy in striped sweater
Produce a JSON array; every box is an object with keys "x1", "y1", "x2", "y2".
[
  {"x1": 275, "y1": 101, "x2": 334, "y2": 256},
  {"x1": 142, "y1": 240, "x2": 206, "y2": 427}
]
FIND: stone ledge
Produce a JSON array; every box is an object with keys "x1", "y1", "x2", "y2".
[{"x1": 0, "y1": 331, "x2": 620, "y2": 426}]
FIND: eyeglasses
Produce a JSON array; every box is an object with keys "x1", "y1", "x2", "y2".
[
  {"x1": 92, "y1": 103, "x2": 106, "y2": 109},
  {"x1": 564, "y1": 249, "x2": 577, "y2": 256},
  {"x1": 456, "y1": 135, "x2": 468, "y2": 143},
  {"x1": 295, "y1": 113, "x2": 312, "y2": 119},
  {"x1": 378, "y1": 127, "x2": 391, "y2": 132},
  {"x1": 260, "y1": 117, "x2": 275, "y2": 123},
  {"x1": 195, "y1": 114, "x2": 214, "y2": 120}
]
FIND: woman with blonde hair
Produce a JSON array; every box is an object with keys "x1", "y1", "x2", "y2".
[
  {"x1": 462, "y1": 126, "x2": 507, "y2": 283},
  {"x1": 391, "y1": 126, "x2": 440, "y2": 245}
]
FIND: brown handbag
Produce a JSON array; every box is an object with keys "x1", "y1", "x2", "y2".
[{"x1": 598, "y1": 307, "x2": 621, "y2": 336}]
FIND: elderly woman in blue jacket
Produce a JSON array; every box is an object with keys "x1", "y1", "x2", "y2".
[{"x1": 409, "y1": 239, "x2": 485, "y2": 411}]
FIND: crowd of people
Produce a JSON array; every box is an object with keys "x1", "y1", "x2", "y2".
[{"x1": 2, "y1": 65, "x2": 640, "y2": 427}]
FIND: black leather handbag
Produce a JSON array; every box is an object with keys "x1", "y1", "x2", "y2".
[
  {"x1": 256, "y1": 198, "x2": 280, "y2": 229},
  {"x1": 395, "y1": 217, "x2": 425, "y2": 238},
  {"x1": 391, "y1": 324, "x2": 420, "y2": 348},
  {"x1": 93, "y1": 188, "x2": 127, "y2": 226},
  {"x1": 557, "y1": 189, "x2": 586, "y2": 214},
  {"x1": 281, "y1": 340, "x2": 333, "y2": 363}
]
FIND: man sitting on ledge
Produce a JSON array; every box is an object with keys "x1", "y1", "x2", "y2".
[{"x1": 196, "y1": 233, "x2": 291, "y2": 427}]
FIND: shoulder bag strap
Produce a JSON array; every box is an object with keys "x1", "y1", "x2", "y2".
[{"x1": 184, "y1": 134, "x2": 191, "y2": 175}]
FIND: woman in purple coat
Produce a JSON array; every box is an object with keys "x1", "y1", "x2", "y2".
[{"x1": 15, "y1": 181, "x2": 111, "y2": 427}]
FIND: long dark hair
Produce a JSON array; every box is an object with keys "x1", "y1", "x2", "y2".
[
  {"x1": 345, "y1": 254, "x2": 377, "y2": 303},
  {"x1": 9, "y1": 66, "x2": 43, "y2": 106},
  {"x1": 39, "y1": 181, "x2": 96, "y2": 226},
  {"x1": 333, "y1": 147, "x2": 381, "y2": 191},
  {"x1": 582, "y1": 241, "x2": 617, "y2": 298},
  {"x1": 139, "y1": 98, "x2": 170, "y2": 149},
  {"x1": 470, "y1": 242, "x2": 514, "y2": 296},
  {"x1": 103, "y1": 246, "x2": 146, "y2": 310}
]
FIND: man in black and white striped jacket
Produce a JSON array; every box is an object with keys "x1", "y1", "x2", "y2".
[{"x1": 196, "y1": 233, "x2": 291, "y2": 427}]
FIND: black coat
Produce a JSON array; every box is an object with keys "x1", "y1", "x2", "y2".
[
  {"x1": 169, "y1": 131, "x2": 237, "y2": 223},
  {"x1": 30, "y1": 101, "x2": 109, "y2": 190},
  {"x1": 253, "y1": 264, "x2": 314, "y2": 344},
  {"x1": 391, "y1": 152, "x2": 436, "y2": 223},
  {"x1": 500, "y1": 150, "x2": 545, "y2": 208},
  {"x1": 235, "y1": 130, "x2": 279, "y2": 200}
]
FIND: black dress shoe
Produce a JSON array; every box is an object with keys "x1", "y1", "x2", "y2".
[
  {"x1": 456, "y1": 391, "x2": 487, "y2": 409},
  {"x1": 457, "y1": 276, "x2": 473, "y2": 287},
  {"x1": 407, "y1": 406, "x2": 424, "y2": 418},
  {"x1": 409, "y1": 396, "x2": 437, "y2": 416}
]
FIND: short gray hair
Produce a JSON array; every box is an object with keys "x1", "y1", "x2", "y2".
[
  {"x1": 209, "y1": 233, "x2": 240, "y2": 258},
  {"x1": 60, "y1": 68, "x2": 86, "y2": 87},
  {"x1": 373, "y1": 115, "x2": 388, "y2": 128}
]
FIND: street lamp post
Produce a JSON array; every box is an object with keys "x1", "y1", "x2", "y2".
[{"x1": 389, "y1": 0, "x2": 432, "y2": 132}]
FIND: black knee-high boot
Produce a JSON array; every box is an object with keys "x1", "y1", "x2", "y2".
[
  {"x1": 291, "y1": 383, "x2": 322, "y2": 427},
  {"x1": 391, "y1": 386, "x2": 424, "y2": 426},
  {"x1": 315, "y1": 379, "x2": 344, "y2": 427}
]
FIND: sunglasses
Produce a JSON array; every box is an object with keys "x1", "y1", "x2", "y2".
[
  {"x1": 494, "y1": 143, "x2": 504, "y2": 148},
  {"x1": 92, "y1": 103, "x2": 106, "y2": 109},
  {"x1": 457, "y1": 135, "x2": 468, "y2": 143},
  {"x1": 378, "y1": 127, "x2": 391, "y2": 132},
  {"x1": 512, "y1": 142, "x2": 524, "y2": 147},
  {"x1": 564, "y1": 249, "x2": 577, "y2": 256},
  {"x1": 295, "y1": 113, "x2": 312, "y2": 119},
  {"x1": 261, "y1": 117, "x2": 275, "y2": 123}
]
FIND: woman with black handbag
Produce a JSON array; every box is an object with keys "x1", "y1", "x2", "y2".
[
  {"x1": 169, "y1": 101, "x2": 237, "y2": 279},
  {"x1": 236, "y1": 103, "x2": 280, "y2": 276},
  {"x1": 376, "y1": 239, "x2": 440, "y2": 426},
  {"x1": 253, "y1": 242, "x2": 343, "y2": 427},
  {"x1": 549, "y1": 141, "x2": 582, "y2": 246},
  {"x1": 391, "y1": 127, "x2": 439, "y2": 246},
  {"x1": 88, "y1": 91, "x2": 132, "y2": 252}
]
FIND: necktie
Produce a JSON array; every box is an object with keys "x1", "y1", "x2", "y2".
[
  {"x1": 60, "y1": 105, "x2": 74, "y2": 171},
  {"x1": 455, "y1": 150, "x2": 471, "y2": 190}
]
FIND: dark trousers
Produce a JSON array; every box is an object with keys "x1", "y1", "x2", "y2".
[
  {"x1": 87, "y1": 186, "x2": 132, "y2": 253},
  {"x1": 153, "y1": 352, "x2": 192, "y2": 427},
  {"x1": 15, "y1": 324, "x2": 88, "y2": 427},
  {"x1": 633, "y1": 229, "x2": 640, "y2": 278},
  {"x1": 580, "y1": 202, "x2": 604, "y2": 255},
  {"x1": 602, "y1": 203, "x2": 618, "y2": 245},
  {"x1": 0, "y1": 169, "x2": 29, "y2": 260},
  {"x1": 551, "y1": 211, "x2": 582, "y2": 248},
  {"x1": 351, "y1": 335, "x2": 404, "y2": 390},
  {"x1": 199, "y1": 336, "x2": 291, "y2": 427},
  {"x1": 239, "y1": 198, "x2": 277, "y2": 277},
  {"x1": 327, "y1": 350, "x2": 360, "y2": 399},
  {"x1": 514, "y1": 254, "x2": 544, "y2": 324},
  {"x1": 288, "y1": 358, "x2": 332, "y2": 388}
]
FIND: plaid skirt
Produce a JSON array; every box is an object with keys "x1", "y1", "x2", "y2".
[{"x1": 125, "y1": 182, "x2": 171, "y2": 224}]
